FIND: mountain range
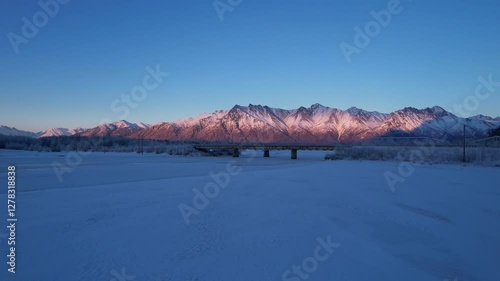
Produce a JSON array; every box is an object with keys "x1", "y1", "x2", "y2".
[{"x1": 1, "y1": 104, "x2": 499, "y2": 144}]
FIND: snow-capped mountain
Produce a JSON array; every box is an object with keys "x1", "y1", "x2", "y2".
[
  {"x1": 129, "y1": 104, "x2": 500, "y2": 143},
  {"x1": 346, "y1": 107, "x2": 389, "y2": 129},
  {"x1": 470, "y1": 114, "x2": 495, "y2": 121},
  {"x1": 376, "y1": 106, "x2": 499, "y2": 139},
  {"x1": 2, "y1": 105, "x2": 499, "y2": 143},
  {"x1": 38, "y1": 127, "x2": 87, "y2": 138},
  {"x1": 77, "y1": 120, "x2": 151, "y2": 137},
  {"x1": 0, "y1": 125, "x2": 38, "y2": 137},
  {"x1": 135, "y1": 122, "x2": 151, "y2": 129},
  {"x1": 129, "y1": 104, "x2": 377, "y2": 142}
]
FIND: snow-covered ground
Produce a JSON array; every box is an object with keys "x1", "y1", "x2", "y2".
[{"x1": 0, "y1": 149, "x2": 499, "y2": 281}]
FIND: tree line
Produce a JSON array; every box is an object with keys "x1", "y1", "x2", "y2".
[{"x1": 0, "y1": 135, "x2": 200, "y2": 155}]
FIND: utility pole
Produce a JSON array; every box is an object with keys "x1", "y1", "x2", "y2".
[{"x1": 463, "y1": 125, "x2": 466, "y2": 163}]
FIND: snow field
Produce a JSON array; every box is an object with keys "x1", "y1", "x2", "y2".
[{"x1": 0, "y1": 150, "x2": 499, "y2": 281}]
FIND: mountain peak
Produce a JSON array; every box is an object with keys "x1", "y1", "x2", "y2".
[
  {"x1": 347, "y1": 106, "x2": 386, "y2": 116},
  {"x1": 428, "y1": 105, "x2": 451, "y2": 116},
  {"x1": 311, "y1": 103, "x2": 326, "y2": 108},
  {"x1": 470, "y1": 114, "x2": 493, "y2": 120},
  {"x1": 113, "y1": 120, "x2": 134, "y2": 127},
  {"x1": 430, "y1": 105, "x2": 445, "y2": 112},
  {"x1": 399, "y1": 106, "x2": 419, "y2": 112},
  {"x1": 346, "y1": 106, "x2": 363, "y2": 115}
]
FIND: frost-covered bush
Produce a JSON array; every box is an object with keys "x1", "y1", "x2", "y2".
[
  {"x1": 465, "y1": 147, "x2": 500, "y2": 163},
  {"x1": 326, "y1": 146, "x2": 403, "y2": 161},
  {"x1": 165, "y1": 145, "x2": 201, "y2": 156},
  {"x1": 154, "y1": 146, "x2": 165, "y2": 154},
  {"x1": 5, "y1": 142, "x2": 26, "y2": 150},
  {"x1": 325, "y1": 146, "x2": 500, "y2": 166}
]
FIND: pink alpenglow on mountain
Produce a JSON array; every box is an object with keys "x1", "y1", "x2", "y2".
[{"x1": 2, "y1": 105, "x2": 499, "y2": 143}]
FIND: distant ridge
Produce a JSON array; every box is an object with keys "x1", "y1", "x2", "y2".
[
  {"x1": 0, "y1": 125, "x2": 38, "y2": 138},
  {"x1": 38, "y1": 127, "x2": 87, "y2": 138},
  {"x1": 129, "y1": 104, "x2": 500, "y2": 143},
  {"x1": 1, "y1": 105, "x2": 499, "y2": 143},
  {"x1": 77, "y1": 120, "x2": 151, "y2": 137}
]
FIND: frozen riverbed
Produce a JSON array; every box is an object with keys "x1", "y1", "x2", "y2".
[{"x1": 0, "y1": 149, "x2": 499, "y2": 281}]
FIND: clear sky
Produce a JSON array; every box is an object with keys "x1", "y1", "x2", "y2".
[{"x1": 1, "y1": 0, "x2": 499, "y2": 132}]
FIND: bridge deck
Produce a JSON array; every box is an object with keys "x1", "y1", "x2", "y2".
[
  {"x1": 194, "y1": 144, "x2": 335, "y2": 151},
  {"x1": 193, "y1": 144, "x2": 335, "y2": 159}
]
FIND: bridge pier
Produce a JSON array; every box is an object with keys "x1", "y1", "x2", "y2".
[
  {"x1": 232, "y1": 148, "x2": 240, "y2": 157},
  {"x1": 263, "y1": 149, "x2": 270, "y2": 157},
  {"x1": 291, "y1": 149, "x2": 297, "y2": 160}
]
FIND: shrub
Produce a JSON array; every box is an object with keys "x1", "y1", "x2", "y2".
[{"x1": 324, "y1": 145, "x2": 500, "y2": 166}]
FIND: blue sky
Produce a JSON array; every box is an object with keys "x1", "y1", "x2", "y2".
[{"x1": 1, "y1": 0, "x2": 499, "y2": 132}]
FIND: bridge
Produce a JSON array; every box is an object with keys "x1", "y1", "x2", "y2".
[
  {"x1": 472, "y1": 136, "x2": 500, "y2": 146},
  {"x1": 193, "y1": 144, "x2": 335, "y2": 159}
]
